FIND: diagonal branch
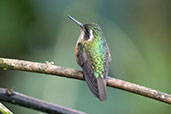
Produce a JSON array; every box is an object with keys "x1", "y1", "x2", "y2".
[
  {"x1": 0, "y1": 102, "x2": 13, "y2": 114},
  {"x1": 0, "y1": 88, "x2": 86, "y2": 114},
  {"x1": 0, "y1": 58, "x2": 171, "y2": 104}
]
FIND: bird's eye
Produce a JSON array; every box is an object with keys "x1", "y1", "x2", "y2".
[
  {"x1": 84, "y1": 28, "x2": 90, "y2": 40},
  {"x1": 85, "y1": 28, "x2": 90, "y2": 34}
]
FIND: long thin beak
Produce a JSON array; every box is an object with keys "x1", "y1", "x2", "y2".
[{"x1": 68, "y1": 15, "x2": 83, "y2": 28}]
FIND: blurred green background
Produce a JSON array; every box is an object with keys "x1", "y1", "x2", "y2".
[{"x1": 0, "y1": 0, "x2": 170, "y2": 114}]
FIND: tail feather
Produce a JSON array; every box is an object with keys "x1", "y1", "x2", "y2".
[
  {"x1": 97, "y1": 77, "x2": 107, "y2": 101},
  {"x1": 83, "y1": 71, "x2": 107, "y2": 101}
]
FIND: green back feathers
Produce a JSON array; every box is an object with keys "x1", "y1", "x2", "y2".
[{"x1": 83, "y1": 25, "x2": 107, "y2": 78}]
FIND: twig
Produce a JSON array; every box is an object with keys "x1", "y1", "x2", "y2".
[
  {"x1": 0, "y1": 88, "x2": 86, "y2": 114},
  {"x1": 0, "y1": 58, "x2": 171, "y2": 104},
  {"x1": 0, "y1": 102, "x2": 13, "y2": 114}
]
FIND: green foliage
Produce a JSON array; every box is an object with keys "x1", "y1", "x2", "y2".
[{"x1": 0, "y1": 103, "x2": 13, "y2": 114}]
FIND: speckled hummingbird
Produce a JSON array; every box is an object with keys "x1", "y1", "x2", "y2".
[{"x1": 68, "y1": 15, "x2": 111, "y2": 101}]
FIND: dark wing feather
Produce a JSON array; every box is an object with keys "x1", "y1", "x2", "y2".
[
  {"x1": 102, "y1": 40, "x2": 111, "y2": 79},
  {"x1": 76, "y1": 43, "x2": 107, "y2": 101},
  {"x1": 83, "y1": 61, "x2": 98, "y2": 97}
]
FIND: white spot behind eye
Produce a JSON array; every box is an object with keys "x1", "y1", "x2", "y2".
[
  {"x1": 88, "y1": 29, "x2": 94, "y2": 41},
  {"x1": 77, "y1": 30, "x2": 85, "y2": 43}
]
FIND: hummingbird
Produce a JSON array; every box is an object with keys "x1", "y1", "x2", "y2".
[{"x1": 68, "y1": 15, "x2": 111, "y2": 101}]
